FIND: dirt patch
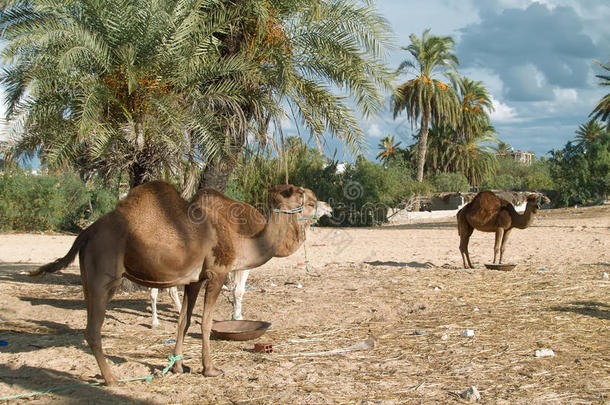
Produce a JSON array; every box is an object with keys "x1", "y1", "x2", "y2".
[{"x1": 1, "y1": 206, "x2": 609, "y2": 403}]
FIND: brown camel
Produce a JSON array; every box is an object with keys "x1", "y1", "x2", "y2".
[
  {"x1": 29, "y1": 181, "x2": 331, "y2": 385},
  {"x1": 457, "y1": 191, "x2": 550, "y2": 268}
]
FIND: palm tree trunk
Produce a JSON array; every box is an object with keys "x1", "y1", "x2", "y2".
[
  {"x1": 416, "y1": 113, "x2": 430, "y2": 182},
  {"x1": 199, "y1": 159, "x2": 236, "y2": 191}
]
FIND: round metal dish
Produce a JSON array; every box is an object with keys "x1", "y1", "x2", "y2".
[
  {"x1": 484, "y1": 263, "x2": 517, "y2": 271},
  {"x1": 211, "y1": 320, "x2": 272, "y2": 341}
]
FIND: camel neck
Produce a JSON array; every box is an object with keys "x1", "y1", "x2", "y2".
[
  {"x1": 232, "y1": 210, "x2": 304, "y2": 269},
  {"x1": 513, "y1": 204, "x2": 536, "y2": 229}
]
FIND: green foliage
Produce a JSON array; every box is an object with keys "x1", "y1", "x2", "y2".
[
  {"x1": 0, "y1": 168, "x2": 116, "y2": 232},
  {"x1": 430, "y1": 172, "x2": 470, "y2": 192},
  {"x1": 481, "y1": 157, "x2": 553, "y2": 192},
  {"x1": 1, "y1": 0, "x2": 393, "y2": 190},
  {"x1": 549, "y1": 129, "x2": 610, "y2": 206},
  {"x1": 228, "y1": 142, "x2": 433, "y2": 226}
]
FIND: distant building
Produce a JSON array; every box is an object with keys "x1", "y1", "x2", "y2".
[{"x1": 496, "y1": 149, "x2": 535, "y2": 165}]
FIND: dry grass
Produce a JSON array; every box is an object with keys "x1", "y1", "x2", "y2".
[{"x1": 0, "y1": 206, "x2": 609, "y2": 404}]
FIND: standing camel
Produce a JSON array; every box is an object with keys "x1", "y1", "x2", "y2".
[
  {"x1": 457, "y1": 191, "x2": 550, "y2": 268},
  {"x1": 29, "y1": 181, "x2": 331, "y2": 385}
]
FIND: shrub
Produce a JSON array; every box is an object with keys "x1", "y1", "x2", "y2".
[
  {"x1": 430, "y1": 172, "x2": 470, "y2": 192},
  {"x1": 0, "y1": 167, "x2": 116, "y2": 232}
]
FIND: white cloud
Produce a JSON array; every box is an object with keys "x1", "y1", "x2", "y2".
[
  {"x1": 490, "y1": 97, "x2": 520, "y2": 123},
  {"x1": 367, "y1": 123, "x2": 383, "y2": 138},
  {"x1": 552, "y1": 88, "x2": 579, "y2": 103}
]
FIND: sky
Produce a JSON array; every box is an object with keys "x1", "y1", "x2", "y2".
[
  {"x1": 1, "y1": 0, "x2": 609, "y2": 164},
  {"x1": 308, "y1": 0, "x2": 608, "y2": 162}
]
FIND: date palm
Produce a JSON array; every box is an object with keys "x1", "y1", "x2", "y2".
[
  {"x1": 590, "y1": 61, "x2": 609, "y2": 123},
  {"x1": 200, "y1": 0, "x2": 394, "y2": 190},
  {"x1": 1, "y1": 0, "x2": 263, "y2": 188},
  {"x1": 575, "y1": 119, "x2": 606, "y2": 150},
  {"x1": 392, "y1": 29, "x2": 460, "y2": 182},
  {"x1": 376, "y1": 135, "x2": 402, "y2": 167},
  {"x1": 1, "y1": 0, "x2": 393, "y2": 191}
]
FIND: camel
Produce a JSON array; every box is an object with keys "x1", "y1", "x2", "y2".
[
  {"x1": 29, "y1": 181, "x2": 331, "y2": 385},
  {"x1": 150, "y1": 287, "x2": 181, "y2": 327},
  {"x1": 457, "y1": 191, "x2": 550, "y2": 268}
]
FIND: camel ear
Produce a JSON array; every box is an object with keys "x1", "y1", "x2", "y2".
[{"x1": 279, "y1": 185, "x2": 296, "y2": 199}]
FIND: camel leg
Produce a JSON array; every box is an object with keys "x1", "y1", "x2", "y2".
[
  {"x1": 80, "y1": 250, "x2": 123, "y2": 386},
  {"x1": 172, "y1": 281, "x2": 202, "y2": 374},
  {"x1": 150, "y1": 288, "x2": 160, "y2": 328},
  {"x1": 168, "y1": 286, "x2": 182, "y2": 313},
  {"x1": 231, "y1": 269, "x2": 250, "y2": 320},
  {"x1": 458, "y1": 223, "x2": 474, "y2": 268},
  {"x1": 201, "y1": 270, "x2": 228, "y2": 377},
  {"x1": 493, "y1": 229, "x2": 505, "y2": 264},
  {"x1": 499, "y1": 229, "x2": 512, "y2": 264}
]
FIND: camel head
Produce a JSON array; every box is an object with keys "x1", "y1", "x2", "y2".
[
  {"x1": 269, "y1": 184, "x2": 332, "y2": 223},
  {"x1": 526, "y1": 193, "x2": 551, "y2": 212}
]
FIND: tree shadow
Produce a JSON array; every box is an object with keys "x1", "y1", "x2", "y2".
[
  {"x1": 551, "y1": 301, "x2": 610, "y2": 321},
  {"x1": 364, "y1": 261, "x2": 435, "y2": 268},
  {"x1": 0, "y1": 364, "x2": 155, "y2": 404}
]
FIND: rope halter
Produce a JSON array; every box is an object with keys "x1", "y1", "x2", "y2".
[{"x1": 272, "y1": 188, "x2": 319, "y2": 222}]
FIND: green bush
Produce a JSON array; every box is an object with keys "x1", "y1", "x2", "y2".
[
  {"x1": 0, "y1": 168, "x2": 116, "y2": 232},
  {"x1": 430, "y1": 172, "x2": 470, "y2": 192},
  {"x1": 481, "y1": 174, "x2": 522, "y2": 191}
]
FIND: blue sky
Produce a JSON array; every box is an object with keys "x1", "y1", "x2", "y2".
[
  {"x1": 2, "y1": 0, "x2": 608, "y2": 165},
  {"x1": 307, "y1": 0, "x2": 609, "y2": 162}
]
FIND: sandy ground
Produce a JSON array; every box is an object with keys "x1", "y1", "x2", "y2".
[{"x1": 0, "y1": 206, "x2": 609, "y2": 404}]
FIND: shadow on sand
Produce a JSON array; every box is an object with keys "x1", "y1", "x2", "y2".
[
  {"x1": 364, "y1": 260, "x2": 435, "y2": 268},
  {"x1": 0, "y1": 364, "x2": 154, "y2": 404},
  {"x1": 551, "y1": 301, "x2": 610, "y2": 321}
]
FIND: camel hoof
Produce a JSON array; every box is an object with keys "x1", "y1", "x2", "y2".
[
  {"x1": 172, "y1": 363, "x2": 190, "y2": 374},
  {"x1": 203, "y1": 367, "x2": 223, "y2": 377},
  {"x1": 105, "y1": 378, "x2": 119, "y2": 387}
]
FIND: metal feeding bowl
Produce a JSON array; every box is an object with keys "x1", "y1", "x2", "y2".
[
  {"x1": 211, "y1": 320, "x2": 272, "y2": 341},
  {"x1": 484, "y1": 263, "x2": 517, "y2": 271}
]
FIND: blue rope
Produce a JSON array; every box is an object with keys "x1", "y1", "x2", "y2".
[{"x1": 0, "y1": 354, "x2": 183, "y2": 401}]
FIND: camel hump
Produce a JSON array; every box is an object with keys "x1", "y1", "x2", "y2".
[{"x1": 194, "y1": 188, "x2": 266, "y2": 236}]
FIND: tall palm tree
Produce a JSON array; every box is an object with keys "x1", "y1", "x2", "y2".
[
  {"x1": 200, "y1": 0, "x2": 394, "y2": 190},
  {"x1": 1, "y1": 0, "x2": 263, "y2": 188},
  {"x1": 1, "y1": 0, "x2": 393, "y2": 192},
  {"x1": 376, "y1": 135, "x2": 401, "y2": 167},
  {"x1": 392, "y1": 28, "x2": 460, "y2": 182},
  {"x1": 455, "y1": 76, "x2": 494, "y2": 141},
  {"x1": 574, "y1": 119, "x2": 606, "y2": 150},
  {"x1": 590, "y1": 61, "x2": 609, "y2": 123},
  {"x1": 423, "y1": 76, "x2": 497, "y2": 185}
]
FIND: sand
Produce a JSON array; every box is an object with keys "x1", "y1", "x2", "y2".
[{"x1": 0, "y1": 205, "x2": 609, "y2": 404}]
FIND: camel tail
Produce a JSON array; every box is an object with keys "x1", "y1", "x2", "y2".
[{"x1": 28, "y1": 227, "x2": 92, "y2": 277}]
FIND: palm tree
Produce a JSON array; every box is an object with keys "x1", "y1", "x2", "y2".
[
  {"x1": 455, "y1": 76, "x2": 494, "y2": 140},
  {"x1": 590, "y1": 61, "x2": 609, "y2": 123},
  {"x1": 376, "y1": 135, "x2": 402, "y2": 167},
  {"x1": 1, "y1": 0, "x2": 393, "y2": 192},
  {"x1": 393, "y1": 29, "x2": 460, "y2": 182},
  {"x1": 495, "y1": 141, "x2": 511, "y2": 156},
  {"x1": 199, "y1": 0, "x2": 394, "y2": 190},
  {"x1": 1, "y1": 0, "x2": 262, "y2": 188},
  {"x1": 574, "y1": 119, "x2": 606, "y2": 150},
  {"x1": 422, "y1": 76, "x2": 497, "y2": 185}
]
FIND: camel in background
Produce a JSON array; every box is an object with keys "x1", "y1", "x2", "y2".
[
  {"x1": 29, "y1": 181, "x2": 331, "y2": 385},
  {"x1": 457, "y1": 191, "x2": 550, "y2": 268}
]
